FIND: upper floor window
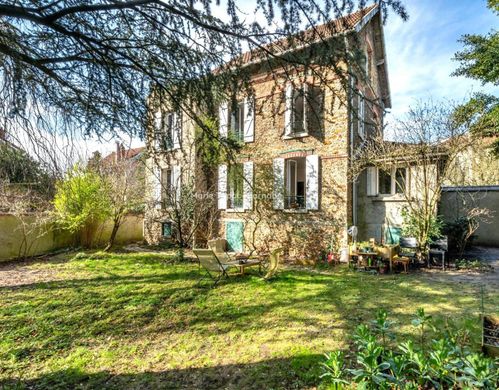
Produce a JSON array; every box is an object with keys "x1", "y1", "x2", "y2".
[
  {"x1": 284, "y1": 83, "x2": 323, "y2": 138},
  {"x1": 219, "y1": 98, "x2": 254, "y2": 143},
  {"x1": 358, "y1": 92, "x2": 365, "y2": 139},
  {"x1": 229, "y1": 101, "x2": 245, "y2": 142},
  {"x1": 153, "y1": 110, "x2": 181, "y2": 150}
]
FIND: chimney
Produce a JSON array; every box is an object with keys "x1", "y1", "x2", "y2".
[{"x1": 115, "y1": 141, "x2": 121, "y2": 162}]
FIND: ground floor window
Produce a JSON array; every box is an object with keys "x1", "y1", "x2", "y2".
[
  {"x1": 377, "y1": 167, "x2": 407, "y2": 196},
  {"x1": 162, "y1": 222, "x2": 172, "y2": 238},
  {"x1": 285, "y1": 158, "x2": 306, "y2": 209}
]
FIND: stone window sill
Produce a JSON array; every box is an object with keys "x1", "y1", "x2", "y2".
[
  {"x1": 283, "y1": 132, "x2": 309, "y2": 140},
  {"x1": 370, "y1": 194, "x2": 406, "y2": 202},
  {"x1": 226, "y1": 208, "x2": 245, "y2": 213},
  {"x1": 283, "y1": 208, "x2": 308, "y2": 214}
]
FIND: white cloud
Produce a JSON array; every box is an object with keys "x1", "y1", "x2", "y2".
[{"x1": 384, "y1": 0, "x2": 499, "y2": 125}]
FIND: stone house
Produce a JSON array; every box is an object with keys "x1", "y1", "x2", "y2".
[{"x1": 143, "y1": 4, "x2": 393, "y2": 260}]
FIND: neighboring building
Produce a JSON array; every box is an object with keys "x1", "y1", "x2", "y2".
[
  {"x1": 356, "y1": 137, "x2": 499, "y2": 246},
  {"x1": 98, "y1": 142, "x2": 145, "y2": 167},
  {"x1": 144, "y1": 4, "x2": 391, "y2": 260}
]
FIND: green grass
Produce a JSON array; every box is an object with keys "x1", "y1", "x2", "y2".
[{"x1": 0, "y1": 252, "x2": 496, "y2": 389}]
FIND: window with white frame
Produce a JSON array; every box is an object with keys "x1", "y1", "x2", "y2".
[
  {"x1": 161, "y1": 168, "x2": 172, "y2": 207},
  {"x1": 285, "y1": 158, "x2": 306, "y2": 209},
  {"x1": 153, "y1": 110, "x2": 181, "y2": 150},
  {"x1": 229, "y1": 101, "x2": 245, "y2": 142},
  {"x1": 157, "y1": 166, "x2": 181, "y2": 208},
  {"x1": 227, "y1": 163, "x2": 244, "y2": 209},
  {"x1": 218, "y1": 161, "x2": 254, "y2": 211},
  {"x1": 358, "y1": 92, "x2": 365, "y2": 139},
  {"x1": 273, "y1": 155, "x2": 320, "y2": 211},
  {"x1": 367, "y1": 166, "x2": 408, "y2": 196},
  {"x1": 284, "y1": 83, "x2": 323, "y2": 138},
  {"x1": 219, "y1": 97, "x2": 254, "y2": 143}
]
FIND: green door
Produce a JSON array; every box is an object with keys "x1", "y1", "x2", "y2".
[{"x1": 226, "y1": 221, "x2": 244, "y2": 252}]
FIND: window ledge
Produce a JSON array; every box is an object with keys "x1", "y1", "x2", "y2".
[
  {"x1": 226, "y1": 208, "x2": 245, "y2": 213},
  {"x1": 283, "y1": 208, "x2": 308, "y2": 213},
  {"x1": 371, "y1": 195, "x2": 407, "y2": 202},
  {"x1": 283, "y1": 132, "x2": 309, "y2": 140}
]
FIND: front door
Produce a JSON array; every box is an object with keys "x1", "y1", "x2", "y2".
[{"x1": 226, "y1": 221, "x2": 244, "y2": 252}]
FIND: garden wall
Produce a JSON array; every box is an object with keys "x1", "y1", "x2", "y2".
[
  {"x1": 440, "y1": 186, "x2": 499, "y2": 246},
  {"x1": 0, "y1": 213, "x2": 144, "y2": 262}
]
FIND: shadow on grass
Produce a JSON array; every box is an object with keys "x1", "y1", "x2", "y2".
[
  {"x1": 0, "y1": 258, "x2": 490, "y2": 386},
  {"x1": 0, "y1": 354, "x2": 324, "y2": 390}
]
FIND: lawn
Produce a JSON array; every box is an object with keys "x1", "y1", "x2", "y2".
[{"x1": 0, "y1": 251, "x2": 497, "y2": 389}]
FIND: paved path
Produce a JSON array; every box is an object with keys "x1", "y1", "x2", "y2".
[{"x1": 419, "y1": 246, "x2": 499, "y2": 290}]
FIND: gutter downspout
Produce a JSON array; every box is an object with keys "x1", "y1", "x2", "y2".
[{"x1": 345, "y1": 35, "x2": 358, "y2": 227}]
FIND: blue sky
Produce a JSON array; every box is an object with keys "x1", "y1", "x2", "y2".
[
  {"x1": 92, "y1": 0, "x2": 498, "y2": 155},
  {"x1": 383, "y1": 0, "x2": 498, "y2": 122}
]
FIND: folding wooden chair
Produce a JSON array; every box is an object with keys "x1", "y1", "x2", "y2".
[
  {"x1": 263, "y1": 248, "x2": 284, "y2": 280},
  {"x1": 193, "y1": 248, "x2": 237, "y2": 287}
]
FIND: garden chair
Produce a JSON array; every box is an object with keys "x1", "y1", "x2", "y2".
[
  {"x1": 193, "y1": 249, "x2": 237, "y2": 287},
  {"x1": 399, "y1": 237, "x2": 418, "y2": 265},
  {"x1": 428, "y1": 237, "x2": 449, "y2": 270},
  {"x1": 263, "y1": 247, "x2": 284, "y2": 280}
]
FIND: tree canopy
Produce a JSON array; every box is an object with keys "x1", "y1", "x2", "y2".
[
  {"x1": 452, "y1": 0, "x2": 499, "y2": 156},
  {"x1": 0, "y1": 0, "x2": 407, "y2": 146}
]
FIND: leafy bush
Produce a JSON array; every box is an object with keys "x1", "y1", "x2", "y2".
[
  {"x1": 401, "y1": 207, "x2": 443, "y2": 253},
  {"x1": 321, "y1": 309, "x2": 498, "y2": 389},
  {"x1": 456, "y1": 258, "x2": 494, "y2": 272}
]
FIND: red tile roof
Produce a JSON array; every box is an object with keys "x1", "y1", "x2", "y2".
[
  {"x1": 102, "y1": 146, "x2": 145, "y2": 164},
  {"x1": 235, "y1": 4, "x2": 378, "y2": 65}
]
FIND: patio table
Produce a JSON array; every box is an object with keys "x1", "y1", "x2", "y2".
[
  {"x1": 352, "y1": 251, "x2": 379, "y2": 270},
  {"x1": 228, "y1": 258, "x2": 262, "y2": 275}
]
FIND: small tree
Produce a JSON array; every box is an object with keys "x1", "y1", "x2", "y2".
[
  {"x1": 351, "y1": 101, "x2": 476, "y2": 255},
  {"x1": 96, "y1": 156, "x2": 145, "y2": 251},
  {"x1": 53, "y1": 165, "x2": 110, "y2": 247},
  {"x1": 444, "y1": 207, "x2": 492, "y2": 257}
]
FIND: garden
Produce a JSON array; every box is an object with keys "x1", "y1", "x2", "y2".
[{"x1": 0, "y1": 250, "x2": 497, "y2": 389}]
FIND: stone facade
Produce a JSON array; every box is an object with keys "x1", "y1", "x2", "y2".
[{"x1": 144, "y1": 7, "x2": 391, "y2": 261}]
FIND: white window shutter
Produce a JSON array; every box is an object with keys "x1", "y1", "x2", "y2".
[
  {"x1": 172, "y1": 165, "x2": 181, "y2": 202},
  {"x1": 173, "y1": 112, "x2": 181, "y2": 149},
  {"x1": 243, "y1": 97, "x2": 255, "y2": 143},
  {"x1": 218, "y1": 164, "x2": 227, "y2": 210},
  {"x1": 153, "y1": 166, "x2": 162, "y2": 209},
  {"x1": 306, "y1": 154, "x2": 320, "y2": 210},
  {"x1": 303, "y1": 83, "x2": 309, "y2": 133},
  {"x1": 219, "y1": 102, "x2": 228, "y2": 138},
  {"x1": 366, "y1": 166, "x2": 378, "y2": 196},
  {"x1": 273, "y1": 158, "x2": 285, "y2": 210},
  {"x1": 284, "y1": 84, "x2": 293, "y2": 136},
  {"x1": 243, "y1": 161, "x2": 254, "y2": 210},
  {"x1": 358, "y1": 93, "x2": 365, "y2": 139}
]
